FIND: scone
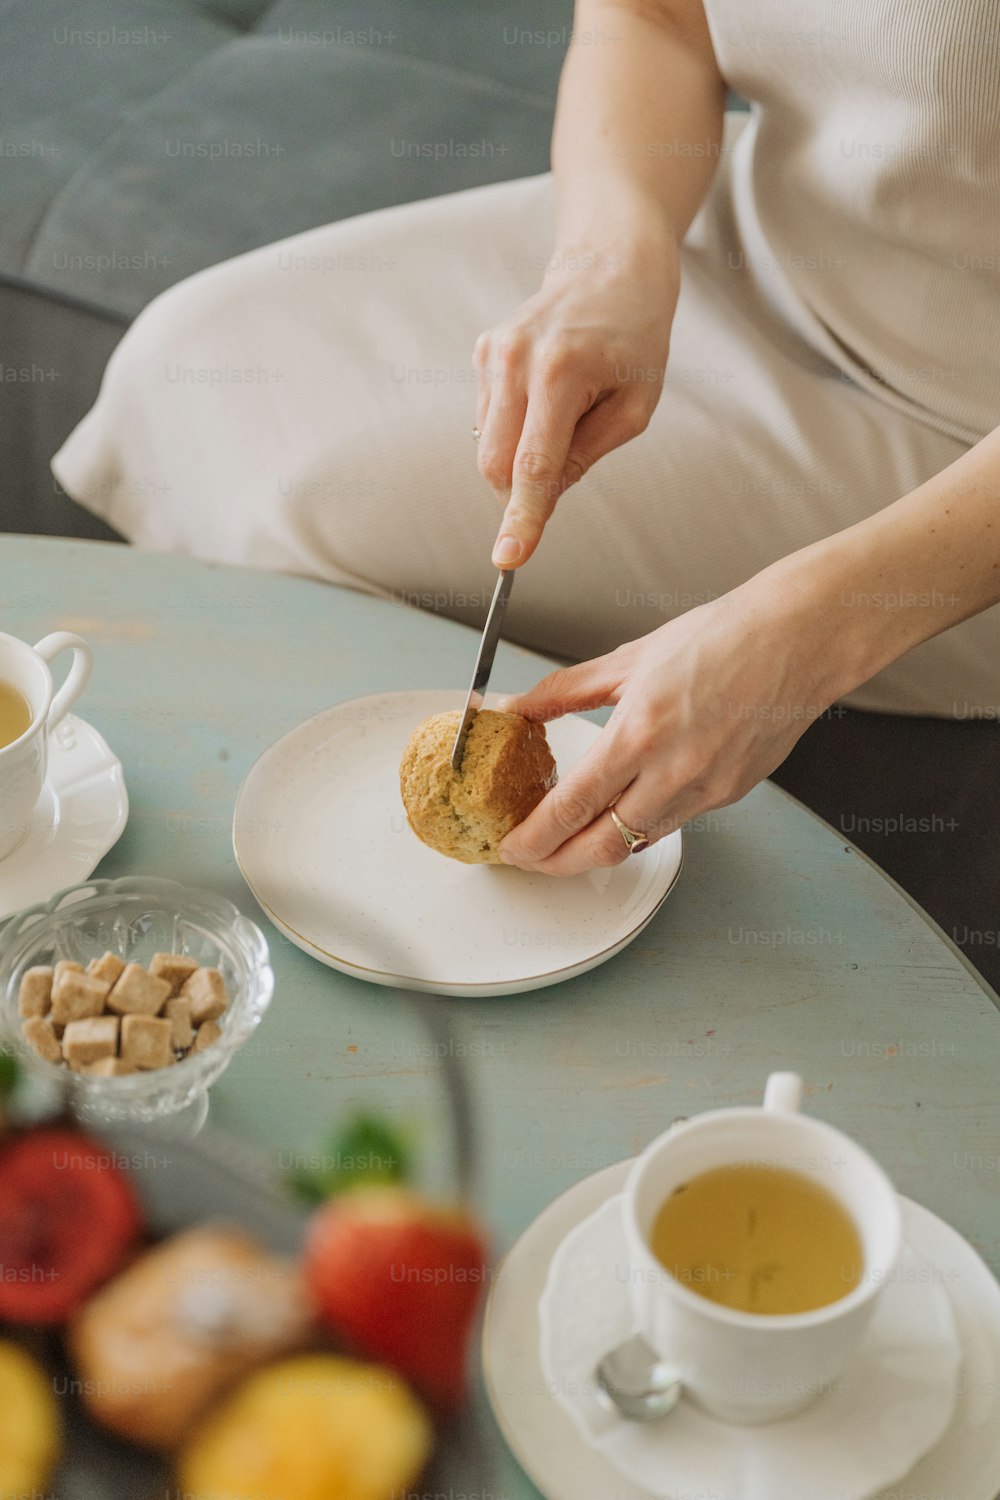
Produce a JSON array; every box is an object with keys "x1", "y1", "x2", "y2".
[
  {"x1": 399, "y1": 710, "x2": 557, "y2": 864},
  {"x1": 69, "y1": 1225, "x2": 313, "y2": 1450}
]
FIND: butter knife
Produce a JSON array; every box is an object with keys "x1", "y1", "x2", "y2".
[{"x1": 450, "y1": 569, "x2": 515, "y2": 771}]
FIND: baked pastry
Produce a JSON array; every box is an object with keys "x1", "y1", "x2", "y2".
[
  {"x1": 399, "y1": 710, "x2": 557, "y2": 864},
  {"x1": 69, "y1": 1225, "x2": 313, "y2": 1450}
]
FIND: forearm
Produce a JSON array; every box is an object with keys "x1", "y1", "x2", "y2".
[
  {"x1": 550, "y1": 0, "x2": 727, "y2": 264},
  {"x1": 748, "y1": 426, "x2": 1000, "y2": 705}
]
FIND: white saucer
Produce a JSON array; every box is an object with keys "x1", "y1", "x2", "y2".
[
  {"x1": 542, "y1": 1199, "x2": 960, "y2": 1497},
  {"x1": 484, "y1": 1161, "x2": 1000, "y2": 1500},
  {"x1": 0, "y1": 715, "x2": 127, "y2": 921},
  {"x1": 232, "y1": 690, "x2": 683, "y2": 996}
]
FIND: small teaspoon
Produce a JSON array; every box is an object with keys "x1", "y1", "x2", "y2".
[{"x1": 595, "y1": 1332, "x2": 684, "y2": 1422}]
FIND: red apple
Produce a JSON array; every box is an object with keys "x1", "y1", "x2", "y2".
[{"x1": 304, "y1": 1187, "x2": 488, "y2": 1412}]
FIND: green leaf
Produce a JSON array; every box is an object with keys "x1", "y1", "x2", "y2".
[
  {"x1": 287, "y1": 1112, "x2": 412, "y2": 1205},
  {"x1": 0, "y1": 1051, "x2": 19, "y2": 1099}
]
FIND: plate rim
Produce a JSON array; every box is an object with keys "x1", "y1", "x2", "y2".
[
  {"x1": 242, "y1": 864, "x2": 683, "y2": 995},
  {"x1": 232, "y1": 690, "x2": 684, "y2": 995}
]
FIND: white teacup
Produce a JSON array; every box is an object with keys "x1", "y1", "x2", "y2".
[
  {"x1": 0, "y1": 631, "x2": 93, "y2": 860},
  {"x1": 621, "y1": 1072, "x2": 902, "y2": 1425}
]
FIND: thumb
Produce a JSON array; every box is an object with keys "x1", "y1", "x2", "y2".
[{"x1": 496, "y1": 651, "x2": 629, "y2": 722}]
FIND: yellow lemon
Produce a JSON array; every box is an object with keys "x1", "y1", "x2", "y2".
[
  {"x1": 0, "y1": 1340, "x2": 61, "y2": 1500},
  {"x1": 178, "y1": 1354, "x2": 433, "y2": 1500}
]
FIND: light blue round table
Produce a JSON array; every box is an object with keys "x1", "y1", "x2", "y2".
[{"x1": 5, "y1": 535, "x2": 999, "y2": 1495}]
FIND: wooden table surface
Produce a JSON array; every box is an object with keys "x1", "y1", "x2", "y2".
[{"x1": 4, "y1": 534, "x2": 999, "y2": 1496}]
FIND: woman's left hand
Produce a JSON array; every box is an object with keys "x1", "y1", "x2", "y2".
[{"x1": 497, "y1": 580, "x2": 847, "y2": 875}]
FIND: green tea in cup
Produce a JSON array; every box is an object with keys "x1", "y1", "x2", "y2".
[
  {"x1": 0, "y1": 681, "x2": 32, "y2": 749},
  {"x1": 650, "y1": 1162, "x2": 864, "y2": 1316}
]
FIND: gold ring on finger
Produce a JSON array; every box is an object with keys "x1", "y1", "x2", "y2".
[{"x1": 609, "y1": 806, "x2": 650, "y2": 855}]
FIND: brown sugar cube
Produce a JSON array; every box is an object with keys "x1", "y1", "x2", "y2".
[
  {"x1": 165, "y1": 995, "x2": 194, "y2": 1051},
  {"x1": 81, "y1": 1056, "x2": 136, "y2": 1078},
  {"x1": 149, "y1": 952, "x2": 200, "y2": 996},
  {"x1": 18, "y1": 966, "x2": 53, "y2": 1018},
  {"x1": 120, "y1": 1014, "x2": 175, "y2": 1071},
  {"x1": 191, "y1": 1019, "x2": 223, "y2": 1055},
  {"x1": 50, "y1": 960, "x2": 83, "y2": 1027},
  {"x1": 107, "y1": 963, "x2": 171, "y2": 1017},
  {"x1": 51, "y1": 968, "x2": 112, "y2": 1026},
  {"x1": 21, "y1": 1016, "x2": 63, "y2": 1066},
  {"x1": 87, "y1": 951, "x2": 126, "y2": 985},
  {"x1": 61, "y1": 1015, "x2": 120, "y2": 1068},
  {"x1": 180, "y1": 967, "x2": 229, "y2": 1025}
]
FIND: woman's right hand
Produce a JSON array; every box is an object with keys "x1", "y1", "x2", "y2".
[{"x1": 475, "y1": 229, "x2": 680, "y2": 568}]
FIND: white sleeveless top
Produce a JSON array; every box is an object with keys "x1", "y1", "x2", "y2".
[{"x1": 704, "y1": 0, "x2": 1000, "y2": 443}]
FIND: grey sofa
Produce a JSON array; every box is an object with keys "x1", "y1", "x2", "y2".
[
  {"x1": 0, "y1": 0, "x2": 574, "y2": 536},
  {"x1": 1, "y1": 0, "x2": 997, "y2": 994}
]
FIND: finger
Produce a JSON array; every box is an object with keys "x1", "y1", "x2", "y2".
[
  {"x1": 522, "y1": 783, "x2": 691, "y2": 878},
  {"x1": 477, "y1": 339, "x2": 529, "y2": 504},
  {"x1": 491, "y1": 372, "x2": 592, "y2": 568},
  {"x1": 496, "y1": 650, "x2": 631, "y2": 722},
  {"x1": 559, "y1": 389, "x2": 655, "y2": 493},
  {"x1": 472, "y1": 331, "x2": 492, "y2": 435},
  {"x1": 499, "y1": 727, "x2": 635, "y2": 866}
]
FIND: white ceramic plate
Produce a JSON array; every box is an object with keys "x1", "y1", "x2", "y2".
[
  {"x1": 0, "y1": 715, "x2": 128, "y2": 921},
  {"x1": 483, "y1": 1161, "x2": 1000, "y2": 1500},
  {"x1": 233, "y1": 690, "x2": 683, "y2": 996}
]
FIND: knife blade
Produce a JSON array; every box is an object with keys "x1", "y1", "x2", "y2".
[{"x1": 450, "y1": 568, "x2": 515, "y2": 771}]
